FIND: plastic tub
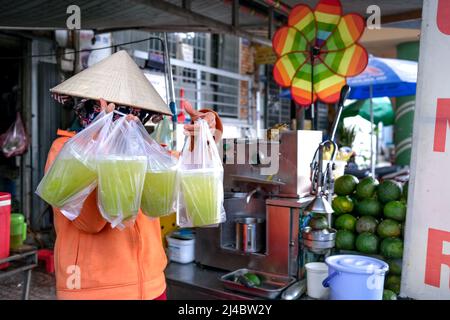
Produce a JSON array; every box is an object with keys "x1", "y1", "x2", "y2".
[
  {"x1": 166, "y1": 234, "x2": 195, "y2": 264},
  {"x1": 323, "y1": 255, "x2": 389, "y2": 300},
  {"x1": 305, "y1": 262, "x2": 329, "y2": 299}
]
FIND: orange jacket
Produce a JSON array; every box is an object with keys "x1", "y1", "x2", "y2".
[{"x1": 47, "y1": 111, "x2": 222, "y2": 300}]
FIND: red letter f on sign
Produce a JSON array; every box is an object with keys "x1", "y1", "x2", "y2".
[
  {"x1": 438, "y1": 0, "x2": 450, "y2": 35},
  {"x1": 425, "y1": 228, "x2": 450, "y2": 288},
  {"x1": 433, "y1": 99, "x2": 450, "y2": 152}
]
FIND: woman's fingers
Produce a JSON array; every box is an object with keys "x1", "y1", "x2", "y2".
[
  {"x1": 105, "y1": 103, "x2": 115, "y2": 113},
  {"x1": 191, "y1": 112, "x2": 216, "y2": 128},
  {"x1": 52, "y1": 93, "x2": 71, "y2": 104},
  {"x1": 98, "y1": 98, "x2": 115, "y2": 113},
  {"x1": 99, "y1": 98, "x2": 108, "y2": 109},
  {"x1": 126, "y1": 114, "x2": 139, "y2": 122},
  {"x1": 151, "y1": 114, "x2": 164, "y2": 124},
  {"x1": 183, "y1": 99, "x2": 197, "y2": 118}
]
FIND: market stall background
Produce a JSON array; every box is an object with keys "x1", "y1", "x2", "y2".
[{"x1": 1, "y1": 0, "x2": 443, "y2": 301}]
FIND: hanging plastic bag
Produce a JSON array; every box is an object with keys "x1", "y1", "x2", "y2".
[
  {"x1": 96, "y1": 115, "x2": 147, "y2": 228},
  {"x1": 177, "y1": 118, "x2": 225, "y2": 227},
  {"x1": 150, "y1": 115, "x2": 172, "y2": 147},
  {"x1": 135, "y1": 121, "x2": 178, "y2": 218},
  {"x1": 0, "y1": 112, "x2": 29, "y2": 158},
  {"x1": 35, "y1": 111, "x2": 113, "y2": 220}
]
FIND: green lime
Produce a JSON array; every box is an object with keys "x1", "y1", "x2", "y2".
[
  {"x1": 335, "y1": 229, "x2": 356, "y2": 250},
  {"x1": 387, "y1": 259, "x2": 402, "y2": 276},
  {"x1": 335, "y1": 214, "x2": 357, "y2": 232},
  {"x1": 244, "y1": 273, "x2": 261, "y2": 287},
  {"x1": 334, "y1": 175, "x2": 359, "y2": 196},
  {"x1": 385, "y1": 275, "x2": 401, "y2": 294},
  {"x1": 355, "y1": 232, "x2": 380, "y2": 254},
  {"x1": 356, "y1": 216, "x2": 378, "y2": 234},
  {"x1": 383, "y1": 289, "x2": 397, "y2": 300},
  {"x1": 380, "y1": 237, "x2": 403, "y2": 259},
  {"x1": 356, "y1": 198, "x2": 382, "y2": 217},
  {"x1": 383, "y1": 201, "x2": 407, "y2": 222},
  {"x1": 309, "y1": 215, "x2": 329, "y2": 230},
  {"x1": 332, "y1": 196, "x2": 354, "y2": 215},
  {"x1": 377, "y1": 219, "x2": 401, "y2": 238},
  {"x1": 377, "y1": 180, "x2": 402, "y2": 203},
  {"x1": 356, "y1": 177, "x2": 379, "y2": 199}
]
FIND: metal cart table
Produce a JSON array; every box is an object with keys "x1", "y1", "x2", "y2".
[{"x1": 0, "y1": 247, "x2": 38, "y2": 300}]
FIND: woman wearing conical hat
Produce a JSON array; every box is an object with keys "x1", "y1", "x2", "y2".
[{"x1": 46, "y1": 51, "x2": 222, "y2": 300}]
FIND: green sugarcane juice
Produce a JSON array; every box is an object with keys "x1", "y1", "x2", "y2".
[
  {"x1": 180, "y1": 170, "x2": 222, "y2": 227},
  {"x1": 97, "y1": 157, "x2": 147, "y2": 221},
  {"x1": 141, "y1": 168, "x2": 177, "y2": 218},
  {"x1": 39, "y1": 157, "x2": 97, "y2": 207}
]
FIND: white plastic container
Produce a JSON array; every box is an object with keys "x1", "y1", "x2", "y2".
[
  {"x1": 166, "y1": 235, "x2": 195, "y2": 264},
  {"x1": 305, "y1": 262, "x2": 329, "y2": 299}
]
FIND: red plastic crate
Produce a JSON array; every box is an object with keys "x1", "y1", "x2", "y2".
[{"x1": 0, "y1": 192, "x2": 11, "y2": 269}]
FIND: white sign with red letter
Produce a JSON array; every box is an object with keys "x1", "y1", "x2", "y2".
[{"x1": 402, "y1": 0, "x2": 450, "y2": 299}]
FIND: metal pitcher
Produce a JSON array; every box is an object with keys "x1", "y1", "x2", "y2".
[{"x1": 235, "y1": 217, "x2": 265, "y2": 253}]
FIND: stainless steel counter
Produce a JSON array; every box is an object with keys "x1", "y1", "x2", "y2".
[
  {"x1": 265, "y1": 196, "x2": 313, "y2": 209},
  {"x1": 165, "y1": 262, "x2": 262, "y2": 300}
]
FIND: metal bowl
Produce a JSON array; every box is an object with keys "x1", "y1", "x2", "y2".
[
  {"x1": 302, "y1": 227, "x2": 336, "y2": 252},
  {"x1": 302, "y1": 227, "x2": 337, "y2": 241}
]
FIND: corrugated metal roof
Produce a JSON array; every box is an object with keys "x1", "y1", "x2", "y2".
[
  {"x1": 0, "y1": 0, "x2": 423, "y2": 43},
  {"x1": 0, "y1": 0, "x2": 265, "y2": 30}
]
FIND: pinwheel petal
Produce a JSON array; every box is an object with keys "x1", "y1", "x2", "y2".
[
  {"x1": 272, "y1": 26, "x2": 309, "y2": 56},
  {"x1": 291, "y1": 62, "x2": 317, "y2": 106},
  {"x1": 288, "y1": 5, "x2": 316, "y2": 44},
  {"x1": 273, "y1": 53, "x2": 308, "y2": 87},
  {"x1": 320, "y1": 44, "x2": 368, "y2": 77},
  {"x1": 313, "y1": 63, "x2": 346, "y2": 103},
  {"x1": 324, "y1": 14, "x2": 366, "y2": 51},
  {"x1": 314, "y1": 0, "x2": 343, "y2": 47}
]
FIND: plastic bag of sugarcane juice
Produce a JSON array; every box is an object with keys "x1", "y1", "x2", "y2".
[
  {"x1": 135, "y1": 121, "x2": 178, "y2": 218},
  {"x1": 96, "y1": 116, "x2": 147, "y2": 228},
  {"x1": 35, "y1": 111, "x2": 113, "y2": 220},
  {"x1": 177, "y1": 118, "x2": 225, "y2": 228}
]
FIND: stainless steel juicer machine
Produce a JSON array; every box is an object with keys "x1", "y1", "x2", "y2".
[{"x1": 195, "y1": 86, "x2": 351, "y2": 281}]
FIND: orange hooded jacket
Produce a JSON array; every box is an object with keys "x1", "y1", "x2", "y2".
[{"x1": 46, "y1": 111, "x2": 222, "y2": 300}]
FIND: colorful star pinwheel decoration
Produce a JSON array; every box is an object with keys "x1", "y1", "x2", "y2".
[{"x1": 272, "y1": 0, "x2": 368, "y2": 106}]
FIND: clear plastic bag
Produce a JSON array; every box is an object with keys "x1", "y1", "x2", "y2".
[
  {"x1": 96, "y1": 116, "x2": 147, "y2": 228},
  {"x1": 150, "y1": 115, "x2": 172, "y2": 147},
  {"x1": 177, "y1": 118, "x2": 225, "y2": 227},
  {"x1": 136, "y1": 121, "x2": 178, "y2": 218},
  {"x1": 35, "y1": 111, "x2": 113, "y2": 220},
  {"x1": 0, "y1": 112, "x2": 29, "y2": 158}
]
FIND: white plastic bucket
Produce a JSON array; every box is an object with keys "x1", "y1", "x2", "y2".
[
  {"x1": 166, "y1": 235, "x2": 195, "y2": 264},
  {"x1": 305, "y1": 262, "x2": 329, "y2": 299}
]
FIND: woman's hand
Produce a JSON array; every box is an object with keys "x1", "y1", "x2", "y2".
[
  {"x1": 98, "y1": 98, "x2": 115, "y2": 113},
  {"x1": 52, "y1": 93, "x2": 72, "y2": 104},
  {"x1": 183, "y1": 100, "x2": 217, "y2": 136}
]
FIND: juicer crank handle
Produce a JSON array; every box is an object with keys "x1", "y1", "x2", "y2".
[{"x1": 322, "y1": 271, "x2": 339, "y2": 288}]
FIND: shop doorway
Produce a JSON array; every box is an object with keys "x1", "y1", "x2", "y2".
[{"x1": 0, "y1": 35, "x2": 24, "y2": 213}]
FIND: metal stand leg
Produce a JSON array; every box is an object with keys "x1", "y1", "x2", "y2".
[{"x1": 22, "y1": 269, "x2": 32, "y2": 300}]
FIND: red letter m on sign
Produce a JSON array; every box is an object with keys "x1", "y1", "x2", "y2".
[
  {"x1": 433, "y1": 99, "x2": 450, "y2": 152},
  {"x1": 425, "y1": 228, "x2": 450, "y2": 288}
]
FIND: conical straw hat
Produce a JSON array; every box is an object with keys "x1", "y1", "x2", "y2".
[{"x1": 51, "y1": 50, "x2": 172, "y2": 115}]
